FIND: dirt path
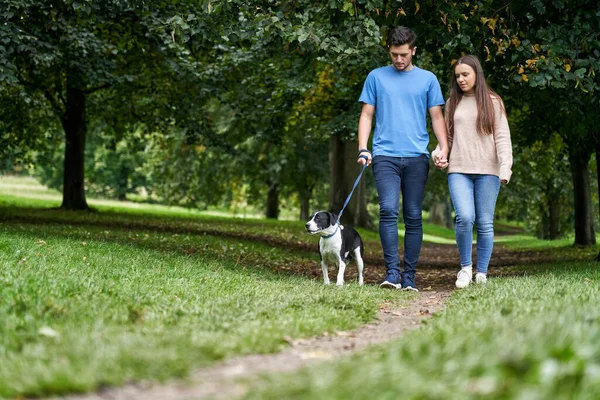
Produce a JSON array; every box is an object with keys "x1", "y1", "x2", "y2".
[
  {"x1": 66, "y1": 290, "x2": 449, "y2": 400},
  {"x1": 60, "y1": 240, "x2": 554, "y2": 400}
]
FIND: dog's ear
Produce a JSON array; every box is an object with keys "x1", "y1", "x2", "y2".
[{"x1": 328, "y1": 212, "x2": 339, "y2": 226}]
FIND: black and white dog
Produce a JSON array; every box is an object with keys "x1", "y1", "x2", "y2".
[{"x1": 305, "y1": 211, "x2": 364, "y2": 286}]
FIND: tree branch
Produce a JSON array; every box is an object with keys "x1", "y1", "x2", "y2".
[
  {"x1": 84, "y1": 83, "x2": 112, "y2": 94},
  {"x1": 43, "y1": 89, "x2": 65, "y2": 116}
]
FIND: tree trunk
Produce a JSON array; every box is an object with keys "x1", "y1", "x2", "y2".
[
  {"x1": 548, "y1": 189, "x2": 561, "y2": 240},
  {"x1": 539, "y1": 200, "x2": 549, "y2": 240},
  {"x1": 60, "y1": 84, "x2": 89, "y2": 210},
  {"x1": 328, "y1": 135, "x2": 374, "y2": 228},
  {"x1": 266, "y1": 178, "x2": 280, "y2": 219},
  {"x1": 596, "y1": 142, "x2": 600, "y2": 260},
  {"x1": 569, "y1": 147, "x2": 595, "y2": 246},
  {"x1": 116, "y1": 165, "x2": 130, "y2": 201},
  {"x1": 298, "y1": 185, "x2": 311, "y2": 221},
  {"x1": 428, "y1": 200, "x2": 454, "y2": 229},
  {"x1": 328, "y1": 134, "x2": 344, "y2": 215},
  {"x1": 540, "y1": 181, "x2": 562, "y2": 240}
]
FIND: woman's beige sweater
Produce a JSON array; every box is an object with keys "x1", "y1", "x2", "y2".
[{"x1": 435, "y1": 93, "x2": 513, "y2": 183}]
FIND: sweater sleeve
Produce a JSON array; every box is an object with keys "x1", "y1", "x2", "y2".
[{"x1": 493, "y1": 100, "x2": 513, "y2": 183}]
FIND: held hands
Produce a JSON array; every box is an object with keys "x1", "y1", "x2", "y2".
[
  {"x1": 357, "y1": 149, "x2": 372, "y2": 166},
  {"x1": 433, "y1": 149, "x2": 449, "y2": 170}
]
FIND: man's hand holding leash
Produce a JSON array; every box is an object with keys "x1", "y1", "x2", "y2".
[{"x1": 357, "y1": 148, "x2": 372, "y2": 167}]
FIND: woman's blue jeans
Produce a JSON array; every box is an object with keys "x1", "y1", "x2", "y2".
[
  {"x1": 372, "y1": 155, "x2": 429, "y2": 287},
  {"x1": 448, "y1": 173, "x2": 501, "y2": 274}
]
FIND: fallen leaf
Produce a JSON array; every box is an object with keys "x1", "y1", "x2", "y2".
[
  {"x1": 300, "y1": 350, "x2": 333, "y2": 360},
  {"x1": 39, "y1": 326, "x2": 60, "y2": 338}
]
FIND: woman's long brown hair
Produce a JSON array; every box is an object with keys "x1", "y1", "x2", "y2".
[{"x1": 446, "y1": 55, "x2": 505, "y2": 139}]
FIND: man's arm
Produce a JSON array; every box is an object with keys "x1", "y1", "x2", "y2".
[
  {"x1": 357, "y1": 103, "x2": 375, "y2": 166},
  {"x1": 429, "y1": 105, "x2": 449, "y2": 169}
]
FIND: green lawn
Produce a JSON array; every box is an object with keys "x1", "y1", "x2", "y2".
[
  {"x1": 0, "y1": 193, "x2": 412, "y2": 398},
  {"x1": 247, "y1": 262, "x2": 600, "y2": 399},
  {"x1": 2, "y1": 175, "x2": 599, "y2": 399}
]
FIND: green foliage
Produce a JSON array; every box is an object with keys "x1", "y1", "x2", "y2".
[
  {"x1": 34, "y1": 125, "x2": 151, "y2": 201},
  {"x1": 498, "y1": 133, "x2": 574, "y2": 238},
  {"x1": 2, "y1": 0, "x2": 598, "y2": 235}
]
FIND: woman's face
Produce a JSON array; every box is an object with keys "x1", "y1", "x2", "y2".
[{"x1": 454, "y1": 63, "x2": 476, "y2": 94}]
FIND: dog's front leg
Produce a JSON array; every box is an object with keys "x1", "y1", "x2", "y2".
[
  {"x1": 336, "y1": 259, "x2": 346, "y2": 286},
  {"x1": 321, "y1": 260, "x2": 330, "y2": 285}
]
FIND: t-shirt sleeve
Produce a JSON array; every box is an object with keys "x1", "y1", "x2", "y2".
[
  {"x1": 358, "y1": 72, "x2": 376, "y2": 106},
  {"x1": 427, "y1": 75, "x2": 445, "y2": 109}
]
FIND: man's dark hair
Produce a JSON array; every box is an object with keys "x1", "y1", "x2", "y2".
[{"x1": 386, "y1": 26, "x2": 417, "y2": 48}]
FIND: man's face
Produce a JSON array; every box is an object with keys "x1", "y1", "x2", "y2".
[{"x1": 389, "y1": 44, "x2": 416, "y2": 71}]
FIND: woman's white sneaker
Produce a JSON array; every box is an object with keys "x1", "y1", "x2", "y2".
[
  {"x1": 475, "y1": 273, "x2": 487, "y2": 284},
  {"x1": 455, "y1": 267, "x2": 472, "y2": 289}
]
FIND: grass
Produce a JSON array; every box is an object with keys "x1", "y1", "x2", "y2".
[
  {"x1": 0, "y1": 175, "x2": 292, "y2": 220},
  {"x1": 0, "y1": 201, "x2": 411, "y2": 398},
  {"x1": 0, "y1": 221, "x2": 409, "y2": 397},
  {"x1": 0, "y1": 175, "x2": 461, "y2": 244},
  {"x1": 247, "y1": 262, "x2": 600, "y2": 399},
  {"x1": 2, "y1": 175, "x2": 600, "y2": 398}
]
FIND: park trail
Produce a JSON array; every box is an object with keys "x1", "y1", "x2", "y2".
[
  {"x1": 61, "y1": 290, "x2": 449, "y2": 400},
  {"x1": 57, "y1": 241, "x2": 546, "y2": 400}
]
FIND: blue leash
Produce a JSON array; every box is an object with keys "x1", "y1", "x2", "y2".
[{"x1": 323, "y1": 154, "x2": 369, "y2": 239}]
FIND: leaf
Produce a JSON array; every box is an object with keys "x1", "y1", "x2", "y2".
[
  {"x1": 415, "y1": 2, "x2": 420, "y2": 14},
  {"x1": 521, "y1": 74, "x2": 529, "y2": 82},
  {"x1": 525, "y1": 59, "x2": 537, "y2": 67},
  {"x1": 574, "y1": 68, "x2": 586, "y2": 78},
  {"x1": 39, "y1": 326, "x2": 60, "y2": 338}
]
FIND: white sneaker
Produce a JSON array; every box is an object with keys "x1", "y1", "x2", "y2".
[
  {"x1": 455, "y1": 267, "x2": 472, "y2": 289},
  {"x1": 475, "y1": 273, "x2": 487, "y2": 284}
]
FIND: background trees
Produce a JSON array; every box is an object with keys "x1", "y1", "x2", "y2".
[{"x1": 2, "y1": 0, "x2": 599, "y2": 247}]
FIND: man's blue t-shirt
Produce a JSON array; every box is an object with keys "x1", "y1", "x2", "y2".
[{"x1": 358, "y1": 65, "x2": 445, "y2": 157}]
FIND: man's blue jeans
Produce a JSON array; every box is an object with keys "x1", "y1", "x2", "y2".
[
  {"x1": 448, "y1": 173, "x2": 501, "y2": 274},
  {"x1": 372, "y1": 155, "x2": 429, "y2": 287}
]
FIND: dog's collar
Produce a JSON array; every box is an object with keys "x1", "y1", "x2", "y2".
[{"x1": 322, "y1": 222, "x2": 341, "y2": 239}]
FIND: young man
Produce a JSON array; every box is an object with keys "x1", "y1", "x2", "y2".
[{"x1": 357, "y1": 26, "x2": 449, "y2": 291}]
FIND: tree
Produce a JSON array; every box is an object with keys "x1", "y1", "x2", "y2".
[{"x1": 0, "y1": 0, "x2": 215, "y2": 209}]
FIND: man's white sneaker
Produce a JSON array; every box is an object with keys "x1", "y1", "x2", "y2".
[
  {"x1": 455, "y1": 267, "x2": 472, "y2": 289},
  {"x1": 475, "y1": 273, "x2": 487, "y2": 284}
]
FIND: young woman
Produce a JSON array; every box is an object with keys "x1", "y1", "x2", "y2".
[{"x1": 433, "y1": 55, "x2": 513, "y2": 288}]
